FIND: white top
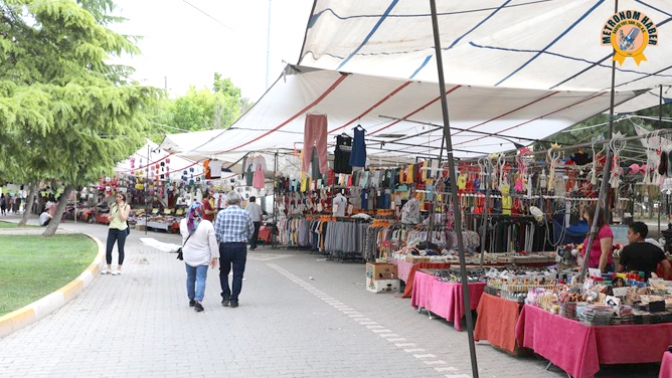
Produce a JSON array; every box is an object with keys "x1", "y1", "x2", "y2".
[
  {"x1": 332, "y1": 194, "x2": 347, "y2": 217},
  {"x1": 401, "y1": 198, "x2": 420, "y2": 224},
  {"x1": 39, "y1": 212, "x2": 52, "y2": 226},
  {"x1": 245, "y1": 202, "x2": 263, "y2": 222},
  {"x1": 179, "y1": 219, "x2": 219, "y2": 267}
]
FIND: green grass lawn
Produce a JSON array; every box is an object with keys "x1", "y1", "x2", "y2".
[
  {"x1": 0, "y1": 221, "x2": 37, "y2": 228},
  {"x1": 0, "y1": 234, "x2": 98, "y2": 316}
]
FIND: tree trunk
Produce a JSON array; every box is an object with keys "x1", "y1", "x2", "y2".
[
  {"x1": 43, "y1": 185, "x2": 75, "y2": 237},
  {"x1": 18, "y1": 183, "x2": 38, "y2": 227}
]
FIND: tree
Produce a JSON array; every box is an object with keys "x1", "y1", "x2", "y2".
[
  {"x1": 147, "y1": 73, "x2": 249, "y2": 137},
  {"x1": 0, "y1": 0, "x2": 161, "y2": 236}
]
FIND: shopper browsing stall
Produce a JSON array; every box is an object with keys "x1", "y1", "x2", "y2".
[
  {"x1": 617, "y1": 221, "x2": 671, "y2": 279},
  {"x1": 579, "y1": 206, "x2": 614, "y2": 273},
  {"x1": 245, "y1": 196, "x2": 263, "y2": 250},
  {"x1": 202, "y1": 190, "x2": 216, "y2": 222}
]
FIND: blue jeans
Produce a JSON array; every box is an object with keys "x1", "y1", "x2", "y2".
[
  {"x1": 219, "y1": 243, "x2": 247, "y2": 302},
  {"x1": 106, "y1": 228, "x2": 127, "y2": 265},
  {"x1": 185, "y1": 264, "x2": 208, "y2": 302}
]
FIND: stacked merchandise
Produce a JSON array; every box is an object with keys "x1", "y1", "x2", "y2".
[{"x1": 433, "y1": 268, "x2": 487, "y2": 283}]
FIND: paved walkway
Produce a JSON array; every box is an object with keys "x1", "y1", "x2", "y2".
[{"x1": 0, "y1": 215, "x2": 661, "y2": 377}]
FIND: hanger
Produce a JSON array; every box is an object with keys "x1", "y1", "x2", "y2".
[{"x1": 354, "y1": 124, "x2": 366, "y2": 131}]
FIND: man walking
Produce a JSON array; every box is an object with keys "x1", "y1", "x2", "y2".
[
  {"x1": 214, "y1": 191, "x2": 254, "y2": 308},
  {"x1": 245, "y1": 196, "x2": 263, "y2": 250}
]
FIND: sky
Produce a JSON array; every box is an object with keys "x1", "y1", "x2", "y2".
[{"x1": 110, "y1": 0, "x2": 314, "y2": 101}]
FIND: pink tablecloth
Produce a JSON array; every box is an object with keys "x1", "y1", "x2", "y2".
[
  {"x1": 661, "y1": 352, "x2": 672, "y2": 378},
  {"x1": 390, "y1": 258, "x2": 415, "y2": 283},
  {"x1": 411, "y1": 271, "x2": 485, "y2": 331},
  {"x1": 516, "y1": 304, "x2": 672, "y2": 378}
]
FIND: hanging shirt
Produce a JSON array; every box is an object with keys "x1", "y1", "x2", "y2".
[
  {"x1": 349, "y1": 126, "x2": 367, "y2": 167},
  {"x1": 252, "y1": 156, "x2": 266, "y2": 189},
  {"x1": 209, "y1": 160, "x2": 223, "y2": 179},
  {"x1": 401, "y1": 198, "x2": 420, "y2": 224},
  {"x1": 332, "y1": 194, "x2": 347, "y2": 217},
  {"x1": 334, "y1": 134, "x2": 353, "y2": 174}
]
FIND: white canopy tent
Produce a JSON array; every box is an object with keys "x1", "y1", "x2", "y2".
[
  {"x1": 182, "y1": 66, "x2": 641, "y2": 160},
  {"x1": 116, "y1": 139, "x2": 205, "y2": 179},
  {"x1": 175, "y1": 0, "x2": 670, "y2": 163},
  {"x1": 300, "y1": 0, "x2": 672, "y2": 105}
]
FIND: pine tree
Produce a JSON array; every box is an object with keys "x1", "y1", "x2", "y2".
[{"x1": 0, "y1": 0, "x2": 161, "y2": 236}]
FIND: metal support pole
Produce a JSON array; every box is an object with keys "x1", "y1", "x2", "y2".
[
  {"x1": 429, "y1": 1, "x2": 479, "y2": 376},
  {"x1": 145, "y1": 144, "x2": 149, "y2": 235},
  {"x1": 581, "y1": 0, "x2": 618, "y2": 280},
  {"x1": 265, "y1": 0, "x2": 272, "y2": 90},
  {"x1": 660, "y1": 85, "x2": 664, "y2": 235},
  {"x1": 273, "y1": 151, "x2": 278, "y2": 224},
  {"x1": 480, "y1": 160, "x2": 492, "y2": 267}
]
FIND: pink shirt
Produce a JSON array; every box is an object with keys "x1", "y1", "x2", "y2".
[{"x1": 581, "y1": 225, "x2": 614, "y2": 268}]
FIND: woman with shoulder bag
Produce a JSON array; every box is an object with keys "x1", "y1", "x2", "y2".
[
  {"x1": 103, "y1": 192, "x2": 131, "y2": 276},
  {"x1": 180, "y1": 202, "x2": 219, "y2": 312}
]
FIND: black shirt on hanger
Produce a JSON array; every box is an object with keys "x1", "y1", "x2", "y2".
[{"x1": 334, "y1": 134, "x2": 353, "y2": 174}]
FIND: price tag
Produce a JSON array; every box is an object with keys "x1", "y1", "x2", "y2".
[{"x1": 152, "y1": 208, "x2": 159, "y2": 214}]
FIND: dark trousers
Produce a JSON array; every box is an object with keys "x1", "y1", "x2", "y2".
[
  {"x1": 219, "y1": 242, "x2": 247, "y2": 302},
  {"x1": 250, "y1": 222, "x2": 261, "y2": 249},
  {"x1": 106, "y1": 228, "x2": 127, "y2": 265}
]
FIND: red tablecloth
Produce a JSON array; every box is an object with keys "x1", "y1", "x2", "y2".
[
  {"x1": 474, "y1": 293, "x2": 521, "y2": 353},
  {"x1": 516, "y1": 304, "x2": 672, "y2": 378},
  {"x1": 661, "y1": 352, "x2": 672, "y2": 378},
  {"x1": 411, "y1": 271, "x2": 485, "y2": 331}
]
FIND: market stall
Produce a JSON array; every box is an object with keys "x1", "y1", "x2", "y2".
[{"x1": 411, "y1": 269, "x2": 486, "y2": 331}]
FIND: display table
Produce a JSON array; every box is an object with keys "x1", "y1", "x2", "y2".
[
  {"x1": 660, "y1": 352, "x2": 672, "y2": 378},
  {"x1": 516, "y1": 304, "x2": 672, "y2": 378},
  {"x1": 390, "y1": 258, "x2": 451, "y2": 298},
  {"x1": 411, "y1": 271, "x2": 485, "y2": 331},
  {"x1": 474, "y1": 293, "x2": 521, "y2": 353}
]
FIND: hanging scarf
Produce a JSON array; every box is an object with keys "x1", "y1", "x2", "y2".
[{"x1": 187, "y1": 201, "x2": 204, "y2": 235}]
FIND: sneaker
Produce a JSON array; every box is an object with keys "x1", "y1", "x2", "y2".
[
  {"x1": 230, "y1": 301, "x2": 239, "y2": 308},
  {"x1": 101, "y1": 269, "x2": 111, "y2": 275},
  {"x1": 111, "y1": 270, "x2": 121, "y2": 276},
  {"x1": 189, "y1": 299, "x2": 196, "y2": 307},
  {"x1": 222, "y1": 297, "x2": 230, "y2": 307},
  {"x1": 194, "y1": 302, "x2": 204, "y2": 312}
]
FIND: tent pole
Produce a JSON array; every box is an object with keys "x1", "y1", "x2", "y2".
[
  {"x1": 428, "y1": 1, "x2": 479, "y2": 376},
  {"x1": 426, "y1": 116, "x2": 447, "y2": 247},
  {"x1": 273, "y1": 151, "x2": 278, "y2": 225},
  {"x1": 660, "y1": 85, "x2": 664, "y2": 236},
  {"x1": 480, "y1": 160, "x2": 491, "y2": 267},
  {"x1": 580, "y1": 0, "x2": 618, "y2": 281},
  {"x1": 145, "y1": 144, "x2": 149, "y2": 235}
]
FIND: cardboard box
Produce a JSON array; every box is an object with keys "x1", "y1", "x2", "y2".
[
  {"x1": 405, "y1": 255, "x2": 430, "y2": 263},
  {"x1": 366, "y1": 262, "x2": 398, "y2": 280},
  {"x1": 366, "y1": 278, "x2": 401, "y2": 294},
  {"x1": 135, "y1": 225, "x2": 147, "y2": 231}
]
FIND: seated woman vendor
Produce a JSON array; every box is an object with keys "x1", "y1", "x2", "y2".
[
  {"x1": 579, "y1": 206, "x2": 614, "y2": 273},
  {"x1": 617, "y1": 221, "x2": 671, "y2": 279}
]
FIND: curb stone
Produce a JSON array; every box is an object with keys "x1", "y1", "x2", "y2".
[{"x1": 0, "y1": 232, "x2": 105, "y2": 339}]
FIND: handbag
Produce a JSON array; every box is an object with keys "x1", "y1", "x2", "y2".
[{"x1": 177, "y1": 233, "x2": 193, "y2": 261}]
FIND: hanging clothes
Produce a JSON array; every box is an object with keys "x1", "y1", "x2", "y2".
[
  {"x1": 334, "y1": 134, "x2": 353, "y2": 174},
  {"x1": 209, "y1": 160, "x2": 222, "y2": 179},
  {"x1": 302, "y1": 114, "x2": 329, "y2": 174},
  {"x1": 252, "y1": 155, "x2": 266, "y2": 189},
  {"x1": 349, "y1": 125, "x2": 367, "y2": 167}
]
